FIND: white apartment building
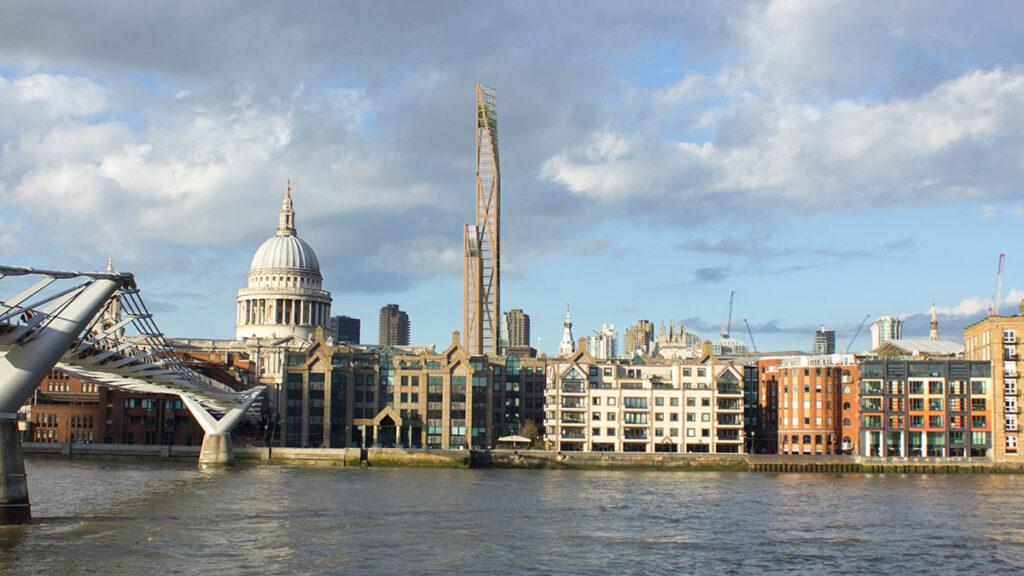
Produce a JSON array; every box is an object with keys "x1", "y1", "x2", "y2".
[{"x1": 544, "y1": 350, "x2": 745, "y2": 453}]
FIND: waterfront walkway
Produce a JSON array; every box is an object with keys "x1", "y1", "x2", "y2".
[{"x1": 21, "y1": 443, "x2": 1022, "y2": 474}]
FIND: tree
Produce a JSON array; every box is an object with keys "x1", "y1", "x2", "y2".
[{"x1": 519, "y1": 419, "x2": 541, "y2": 447}]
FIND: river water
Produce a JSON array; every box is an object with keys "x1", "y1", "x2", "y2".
[{"x1": 2, "y1": 458, "x2": 1023, "y2": 575}]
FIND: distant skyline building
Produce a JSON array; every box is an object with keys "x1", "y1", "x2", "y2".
[
  {"x1": 330, "y1": 315, "x2": 360, "y2": 345},
  {"x1": 379, "y1": 304, "x2": 410, "y2": 346},
  {"x1": 558, "y1": 305, "x2": 575, "y2": 357},
  {"x1": 812, "y1": 326, "x2": 836, "y2": 355},
  {"x1": 463, "y1": 84, "x2": 501, "y2": 355},
  {"x1": 624, "y1": 320, "x2": 654, "y2": 357},
  {"x1": 871, "y1": 316, "x2": 903, "y2": 350},
  {"x1": 586, "y1": 324, "x2": 618, "y2": 360},
  {"x1": 236, "y1": 183, "x2": 332, "y2": 341},
  {"x1": 503, "y1": 309, "x2": 531, "y2": 348}
]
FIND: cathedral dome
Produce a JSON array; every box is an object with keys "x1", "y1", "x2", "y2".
[{"x1": 250, "y1": 234, "x2": 320, "y2": 274}]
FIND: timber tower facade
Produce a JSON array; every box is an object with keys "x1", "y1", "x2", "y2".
[{"x1": 464, "y1": 84, "x2": 501, "y2": 355}]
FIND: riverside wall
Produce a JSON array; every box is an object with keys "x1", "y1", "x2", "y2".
[{"x1": 20, "y1": 443, "x2": 1024, "y2": 473}]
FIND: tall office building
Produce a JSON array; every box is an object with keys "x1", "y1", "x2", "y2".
[
  {"x1": 812, "y1": 325, "x2": 836, "y2": 355},
  {"x1": 503, "y1": 309, "x2": 530, "y2": 348},
  {"x1": 330, "y1": 315, "x2": 360, "y2": 345},
  {"x1": 464, "y1": 84, "x2": 501, "y2": 355},
  {"x1": 624, "y1": 320, "x2": 655, "y2": 357},
  {"x1": 870, "y1": 316, "x2": 903, "y2": 350},
  {"x1": 585, "y1": 324, "x2": 618, "y2": 360},
  {"x1": 379, "y1": 304, "x2": 410, "y2": 346}
]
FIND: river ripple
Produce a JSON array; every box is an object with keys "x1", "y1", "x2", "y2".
[{"x1": 1, "y1": 458, "x2": 1022, "y2": 575}]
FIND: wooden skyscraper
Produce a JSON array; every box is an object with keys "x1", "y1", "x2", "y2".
[{"x1": 464, "y1": 84, "x2": 500, "y2": 355}]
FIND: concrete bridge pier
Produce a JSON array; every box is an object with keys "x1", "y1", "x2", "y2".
[
  {"x1": 198, "y1": 433, "x2": 234, "y2": 469},
  {"x1": 181, "y1": 390, "x2": 261, "y2": 470},
  {"x1": 0, "y1": 418, "x2": 29, "y2": 524}
]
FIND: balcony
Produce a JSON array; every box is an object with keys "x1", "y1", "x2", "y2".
[
  {"x1": 716, "y1": 430, "x2": 742, "y2": 441},
  {"x1": 561, "y1": 413, "x2": 586, "y2": 424},
  {"x1": 561, "y1": 427, "x2": 586, "y2": 440},
  {"x1": 717, "y1": 399, "x2": 743, "y2": 411},
  {"x1": 623, "y1": 428, "x2": 648, "y2": 440},
  {"x1": 717, "y1": 414, "x2": 743, "y2": 426},
  {"x1": 716, "y1": 385, "x2": 742, "y2": 396},
  {"x1": 560, "y1": 397, "x2": 587, "y2": 409}
]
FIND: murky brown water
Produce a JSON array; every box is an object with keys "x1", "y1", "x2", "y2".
[{"x1": 2, "y1": 458, "x2": 1023, "y2": 574}]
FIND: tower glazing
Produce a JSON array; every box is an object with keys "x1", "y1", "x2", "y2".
[{"x1": 464, "y1": 84, "x2": 500, "y2": 355}]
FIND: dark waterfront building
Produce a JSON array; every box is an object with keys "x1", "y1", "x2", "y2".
[
  {"x1": 280, "y1": 330, "x2": 546, "y2": 448},
  {"x1": 858, "y1": 358, "x2": 992, "y2": 457},
  {"x1": 379, "y1": 304, "x2": 410, "y2": 346},
  {"x1": 330, "y1": 315, "x2": 361, "y2": 345}
]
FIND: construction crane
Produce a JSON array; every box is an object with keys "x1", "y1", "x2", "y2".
[
  {"x1": 845, "y1": 314, "x2": 870, "y2": 354},
  {"x1": 990, "y1": 253, "x2": 1005, "y2": 317},
  {"x1": 720, "y1": 290, "x2": 734, "y2": 339},
  {"x1": 743, "y1": 318, "x2": 758, "y2": 353}
]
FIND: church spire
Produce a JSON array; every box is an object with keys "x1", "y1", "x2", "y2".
[
  {"x1": 558, "y1": 303, "x2": 575, "y2": 357},
  {"x1": 929, "y1": 300, "x2": 939, "y2": 341},
  {"x1": 277, "y1": 180, "x2": 296, "y2": 236}
]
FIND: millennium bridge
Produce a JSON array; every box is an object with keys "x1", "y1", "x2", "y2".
[{"x1": 0, "y1": 264, "x2": 264, "y2": 524}]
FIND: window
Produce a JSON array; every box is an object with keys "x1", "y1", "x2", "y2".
[
  {"x1": 592, "y1": 427, "x2": 601, "y2": 437},
  {"x1": 670, "y1": 398, "x2": 679, "y2": 406},
  {"x1": 843, "y1": 385, "x2": 851, "y2": 394},
  {"x1": 843, "y1": 418, "x2": 851, "y2": 427},
  {"x1": 686, "y1": 414, "x2": 695, "y2": 422},
  {"x1": 843, "y1": 402, "x2": 851, "y2": 411},
  {"x1": 909, "y1": 382, "x2": 924, "y2": 395},
  {"x1": 592, "y1": 412, "x2": 601, "y2": 421},
  {"x1": 604, "y1": 368, "x2": 612, "y2": 376},
  {"x1": 698, "y1": 369, "x2": 706, "y2": 377},
  {"x1": 607, "y1": 413, "x2": 616, "y2": 421},
  {"x1": 972, "y1": 415, "x2": 987, "y2": 428},
  {"x1": 683, "y1": 368, "x2": 691, "y2": 376},
  {"x1": 702, "y1": 398, "x2": 710, "y2": 407},
  {"x1": 670, "y1": 413, "x2": 679, "y2": 422},
  {"x1": 971, "y1": 381, "x2": 986, "y2": 395},
  {"x1": 655, "y1": 413, "x2": 664, "y2": 421},
  {"x1": 929, "y1": 415, "x2": 944, "y2": 428},
  {"x1": 592, "y1": 397, "x2": 601, "y2": 406},
  {"x1": 607, "y1": 428, "x2": 616, "y2": 436},
  {"x1": 929, "y1": 398, "x2": 943, "y2": 411},
  {"x1": 972, "y1": 398, "x2": 986, "y2": 412},
  {"x1": 686, "y1": 398, "x2": 695, "y2": 406},
  {"x1": 909, "y1": 398, "x2": 924, "y2": 411},
  {"x1": 702, "y1": 429, "x2": 710, "y2": 437},
  {"x1": 910, "y1": 415, "x2": 924, "y2": 428},
  {"x1": 929, "y1": 381, "x2": 944, "y2": 395},
  {"x1": 655, "y1": 397, "x2": 664, "y2": 406},
  {"x1": 607, "y1": 398, "x2": 617, "y2": 406},
  {"x1": 701, "y1": 413, "x2": 710, "y2": 422},
  {"x1": 686, "y1": 428, "x2": 695, "y2": 437}
]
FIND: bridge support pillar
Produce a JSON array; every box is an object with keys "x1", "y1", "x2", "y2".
[
  {"x1": 0, "y1": 418, "x2": 30, "y2": 524},
  {"x1": 180, "y1": 390, "x2": 261, "y2": 470},
  {"x1": 198, "y1": 433, "x2": 234, "y2": 469}
]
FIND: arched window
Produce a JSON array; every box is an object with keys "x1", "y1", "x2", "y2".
[
  {"x1": 843, "y1": 418, "x2": 851, "y2": 427},
  {"x1": 843, "y1": 385, "x2": 851, "y2": 394},
  {"x1": 843, "y1": 402, "x2": 851, "y2": 411}
]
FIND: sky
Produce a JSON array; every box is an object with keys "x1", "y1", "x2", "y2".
[{"x1": 2, "y1": 1, "x2": 1023, "y2": 355}]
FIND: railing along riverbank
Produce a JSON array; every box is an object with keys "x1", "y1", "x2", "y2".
[{"x1": 21, "y1": 443, "x2": 1024, "y2": 474}]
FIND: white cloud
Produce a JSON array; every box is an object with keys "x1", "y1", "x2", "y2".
[{"x1": 543, "y1": 68, "x2": 1024, "y2": 216}]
